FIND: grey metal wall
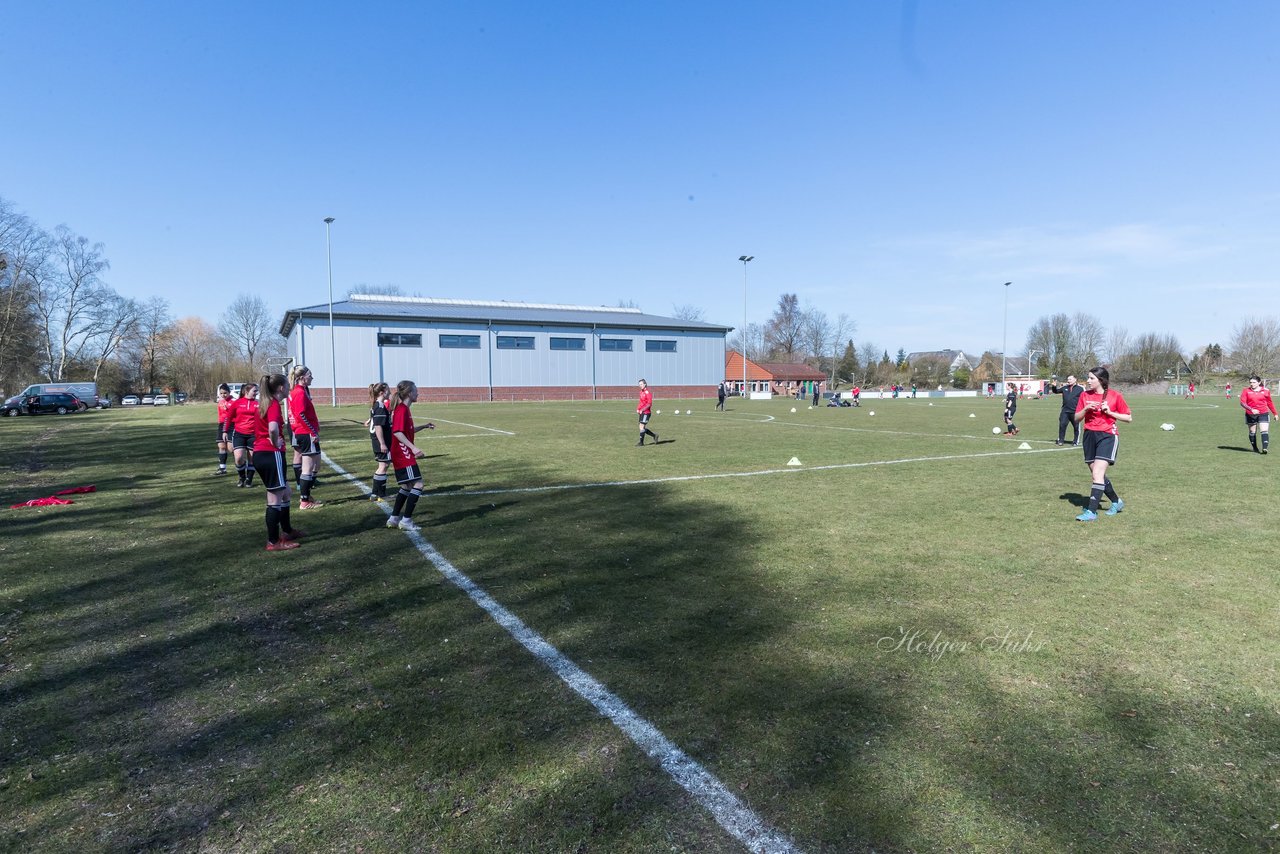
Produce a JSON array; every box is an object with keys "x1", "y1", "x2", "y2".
[{"x1": 291, "y1": 318, "x2": 727, "y2": 390}]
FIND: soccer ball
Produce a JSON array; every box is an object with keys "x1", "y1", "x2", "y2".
[
  {"x1": 993, "y1": 427, "x2": 1002, "y2": 434},
  {"x1": 686, "y1": 410, "x2": 692, "y2": 415},
  {"x1": 655, "y1": 409, "x2": 661, "y2": 415},
  {"x1": 869, "y1": 411, "x2": 875, "y2": 416},
  {"x1": 790, "y1": 407, "x2": 796, "y2": 413},
  {"x1": 674, "y1": 409, "x2": 680, "y2": 415}
]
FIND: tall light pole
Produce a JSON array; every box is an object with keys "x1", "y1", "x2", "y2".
[
  {"x1": 1001, "y1": 281, "x2": 1012, "y2": 393},
  {"x1": 324, "y1": 217, "x2": 337, "y2": 407},
  {"x1": 739, "y1": 255, "x2": 753, "y2": 398}
]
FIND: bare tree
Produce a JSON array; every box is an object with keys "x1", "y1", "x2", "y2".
[
  {"x1": 168, "y1": 317, "x2": 225, "y2": 397},
  {"x1": 349, "y1": 283, "x2": 405, "y2": 298},
  {"x1": 1070, "y1": 313, "x2": 1105, "y2": 369},
  {"x1": 29, "y1": 225, "x2": 114, "y2": 381},
  {"x1": 671, "y1": 303, "x2": 707, "y2": 322},
  {"x1": 1228, "y1": 317, "x2": 1280, "y2": 378},
  {"x1": 765, "y1": 293, "x2": 804, "y2": 360},
  {"x1": 0, "y1": 199, "x2": 46, "y2": 391},
  {"x1": 88, "y1": 294, "x2": 142, "y2": 383},
  {"x1": 125, "y1": 297, "x2": 173, "y2": 393},
  {"x1": 1128, "y1": 332, "x2": 1183, "y2": 383},
  {"x1": 219, "y1": 294, "x2": 276, "y2": 369},
  {"x1": 727, "y1": 322, "x2": 767, "y2": 362},
  {"x1": 1105, "y1": 326, "x2": 1130, "y2": 368},
  {"x1": 857, "y1": 342, "x2": 882, "y2": 384},
  {"x1": 801, "y1": 307, "x2": 832, "y2": 366},
  {"x1": 828, "y1": 313, "x2": 854, "y2": 385}
]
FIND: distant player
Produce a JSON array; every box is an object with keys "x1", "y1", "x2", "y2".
[
  {"x1": 636, "y1": 379, "x2": 658, "y2": 446},
  {"x1": 1049, "y1": 375, "x2": 1084, "y2": 445},
  {"x1": 1239, "y1": 375, "x2": 1275, "y2": 454},
  {"x1": 289, "y1": 366, "x2": 323, "y2": 510},
  {"x1": 1185, "y1": 381, "x2": 1195, "y2": 399},
  {"x1": 228, "y1": 382, "x2": 260, "y2": 487},
  {"x1": 367, "y1": 382, "x2": 392, "y2": 499},
  {"x1": 1073, "y1": 366, "x2": 1132, "y2": 521},
  {"x1": 253, "y1": 373, "x2": 303, "y2": 551},
  {"x1": 213, "y1": 383, "x2": 233, "y2": 475},
  {"x1": 385, "y1": 380, "x2": 434, "y2": 532},
  {"x1": 1003, "y1": 385, "x2": 1019, "y2": 436}
]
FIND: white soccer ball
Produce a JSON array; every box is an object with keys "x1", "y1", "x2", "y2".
[
  {"x1": 686, "y1": 410, "x2": 692, "y2": 415},
  {"x1": 790, "y1": 407, "x2": 796, "y2": 413},
  {"x1": 869, "y1": 411, "x2": 875, "y2": 416},
  {"x1": 993, "y1": 427, "x2": 1002, "y2": 434},
  {"x1": 655, "y1": 409, "x2": 661, "y2": 415},
  {"x1": 1161, "y1": 423, "x2": 1175, "y2": 431},
  {"x1": 674, "y1": 409, "x2": 680, "y2": 415}
]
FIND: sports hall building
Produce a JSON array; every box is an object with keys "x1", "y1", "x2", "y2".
[{"x1": 279, "y1": 295, "x2": 732, "y2": 403}]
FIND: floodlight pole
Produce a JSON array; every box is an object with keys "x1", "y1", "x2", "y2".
[
  {"x1": 324, "y1": 217, "x2": 337, "y2": 407},
  {"x1": 739, "y1": 255, "x2": 754, "y2": 398},
  {"x1": 1001, "y1": 281, "x2": 1012, "y2": 393}
]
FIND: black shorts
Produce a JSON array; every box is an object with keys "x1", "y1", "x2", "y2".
[
  {"x1": 291, "y1": 433, "x2": 320, "y2": 455},
  {"x1": 1245, "y1": 412, "x2": 1270, "y2": 426},
  {"x1": 252, "y1": 450, "x2": 290, "y2": 492},
  {"x1": 217, "y1": 425, "x2": 230, "y2": 442},
  {"x1": 371, "y1": 433, "x2": 391, "y2": 462},
  {"x1": 1082, "y1": 431, "x2": 1118, "y2": 465},
  {"x1": 394, "y1": 464, "x2": 423, "y2": 485},
  {"x1": 638, "y1": 412, "x2": 651, "y2": 425},
  {"x1": 232, "y1": 431, "x2": 254, "y2": 450}
]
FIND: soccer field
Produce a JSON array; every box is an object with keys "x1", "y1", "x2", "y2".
[{"x1": 2, "y1": 395, "x2": 1277, "y2": 852}]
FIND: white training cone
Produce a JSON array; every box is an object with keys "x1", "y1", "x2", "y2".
[
  {"x1": 969, "y1": 413, "x2": 976, "y2": 418},
  {"x1": 1018, "y1": 442, "x2": 1032, "y2": 450},
  {"x1": 787, "y1": 457, "x2": 802, "y2": 466}
]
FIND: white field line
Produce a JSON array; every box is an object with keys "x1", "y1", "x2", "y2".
[
  {"x1": 427, "y1": 417, "x2": 516, "y2": 435},
  {"x1": 432, "y1": 446, "x2": 1073, "y2": 499},
  {"x1": 319, "y1": 451, "x2": 802, "y2": 854}
]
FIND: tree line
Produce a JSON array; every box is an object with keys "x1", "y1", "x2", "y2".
[
  {"x1": 726, "y1": 292, "x2": 1280, "y2": 390},
  {"x1": 0, "y1": 195, "x2": 283, "y2": 400}
]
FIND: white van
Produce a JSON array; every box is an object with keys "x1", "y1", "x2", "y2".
[{"x1": 17, "y1": 382, "x2": 98, "y2": 409}]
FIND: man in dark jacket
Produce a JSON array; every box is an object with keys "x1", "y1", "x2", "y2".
[{"x1": 1049, "y1": 375, "x2": 1085, "y2": 445}]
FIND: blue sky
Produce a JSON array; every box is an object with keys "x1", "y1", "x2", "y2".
[{"x1": 4, "y1": 1, "x2": 1277, "y2": 357}]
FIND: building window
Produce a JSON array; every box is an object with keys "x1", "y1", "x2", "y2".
[
  {"x1": 496, "y1": 335, "x2": 536, "y2": 350},
  {"x1": 377, "y1": 333, "x2": 422, "y2": 347},
  {"x1": 599, "y1": 338, "x2": 633, "y2": 352},
  {"x1": 550, "y1": 337, "x2": 586, "y2": 351},
  {"x1": 645, "y1": 339, "x2": 677, "y2": 353},
  {"x1": 439, "y1": 334, "x2": 481, "y2": 349}
]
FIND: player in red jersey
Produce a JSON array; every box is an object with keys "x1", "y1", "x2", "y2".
[
  {"x1": 385, "y1": 380, "x2": 434, "y2": 532},
  {"x1": 1072, "y1": 366, "x2": 1133, "y2": 521},
  {"x1": 636, "y1": 378, "x2": 658, "y2": 446},
  {"x1": 213, "y1": 383, "x2": 233, "y2": 476},
  {"x1": 288, "y1": 366, "x2": 323, "y2": 509},
  {"x1": 253, "y1": 374, "x2": 303, "y2": 551},
  {"x1": 1239, "y1": 375, "x2": 1276, "y2": 454},
  {"x1": 228, "y1": 382, "x2": 261, "y2": 487}
]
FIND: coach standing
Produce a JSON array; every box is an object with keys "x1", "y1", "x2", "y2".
[{"x1": 1050, "y1": 375, "x2": 1085, "y2": 445}]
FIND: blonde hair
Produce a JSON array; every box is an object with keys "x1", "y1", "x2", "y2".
[
  {"x1": 290, "y1": 365, "x2": 311, "y2": 386},
  {"x1": 387, "y1": 380, "x2": 416, "y2": 416},
  {"x1": 258, "y1": 374, "x2": 288, "y2": 418},
  {"x1": 368, "y1": 381, "x2": 389, "y2": 402}
]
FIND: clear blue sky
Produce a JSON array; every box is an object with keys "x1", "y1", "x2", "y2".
[{"x1": 4, "y1": 1, "x2": 1277, "y2": 357}]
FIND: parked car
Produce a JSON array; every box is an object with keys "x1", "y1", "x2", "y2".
[
  {"x1": 2, "y1": 392, "x2": 83, "y2": 416},
  {"x1": 98, "y1": 396, "x2": 112, "y2": 408},
  {"x1": 141, "y1": 395, "x2": 155, "y2": 405},
  {"x1": 175, "y1": 392, "x2": 187, "y2": 404},
  {"x1": 122, "y1": 395, "x2": 140, "y2": 406},
  {"x1": 153, "y1": 394, "x2": 170, "y2": 406}
]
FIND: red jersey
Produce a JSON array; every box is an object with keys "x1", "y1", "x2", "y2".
[
  {"x1": 390, "y1": 402, "x2": 416, "y2": 469},
  {"x1": 637, "y1": 387, "x2": 653, "y2": 414},
  {"x1": 253, "y1": 399, "x2": 285, "y2": 452},
  {"x1": 230, "y1": 396, "x2": 259, "y2": 435},
  {"x1": 288, "y1": 385, "x2": 319, "y2": 436},
  {"x1": 1075, "y1": 388, "x2": 1130, "y2": 435},
  {"x1": 1240, "y1": 387, "x2": 1277, "y2": 416},
  {"x1": 216, "y1": 396, "x2": 234, "y2": 430}
]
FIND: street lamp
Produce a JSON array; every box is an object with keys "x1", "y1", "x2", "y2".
[
  {"x1": 1001, "y1": 281, "x2": 1012, "y2": 393},
  {"x1": 739, "y1": 255, "x2": 754, "y2": 398},
  {"x1": 324, "y1": 217, "x2": 337, "y2": 407}
]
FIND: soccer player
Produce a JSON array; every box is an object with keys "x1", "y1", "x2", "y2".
[
  {"x1": 253, "y1": 373, "x2": 303, "y2": 551},
  {"x1": 385, "y1": 380, "x2": 434, "y2": 532},
  {"x1": 228, "y1": 382, "x2": 260, "y2": 487},
  {"x1": 1072, "y1": 366, "x2": 1133, "y2": 521},
  {"x1": 1239, "y1": 375, "x2": 1276, "y2": 454},
  {"x1": 367, "y1": 382, "x2": 392, "y2": 499},
  {"x1": 288, "y1": 366, "x2": 323, "y2": 509},
  {"x1": 636, "y1": 378, "x2": 658, "y2": 446},
  {"x1": 1003, "y1": 385, "x2": 1019, "y2": 436},
  {"x1": 213, "y1": 383, "x2": 233, "y2": 475},
  {"x1": 1049, "y1": 375, "x2": 1085, "y2": 445}
]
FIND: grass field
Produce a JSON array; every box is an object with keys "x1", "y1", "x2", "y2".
[{"x1": 2, "y1": 393, "x2": 1277, "y2": 853}]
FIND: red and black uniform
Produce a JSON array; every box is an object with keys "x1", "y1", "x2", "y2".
[
  {"x1": 216, "y1": 395, "x2": 234, "y2": 441},
  {"x1": 390, "y1": 401, "x2": 417, "y2": 477},
  {"x1": 288, "y1": 385, "x2": 320, "y2": 455},
  {"x1": 229, "y1": 396, "x2": 259, "y2": 445},
  {"x1": 252, "y1": 399, "x2": 289, "y2": 491},
  {"x1": 636, "y1": 386, "x2": 657, "y2": 445},
  {"x1": 1075, "y1": 387, "x2": 1131, "y2": 515},
  {"x1": 1240, "y1": 387, "x2": 1276, "y2": 420}
]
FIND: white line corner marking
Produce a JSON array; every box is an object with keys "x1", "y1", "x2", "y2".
[{"x1": 320, "y1": 451, "x2": 801, "y2": 854}]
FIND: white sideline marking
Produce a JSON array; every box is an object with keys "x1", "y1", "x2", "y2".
[
  {"x1": 319, "y1": 451, "x2": 801, "y2": 854},
  {"x1": 434, "y1": 446, "x2": 1072, "y2": 499},
  {"x1": 427, "y1": 417, "x2": 515, "y2": 435}
]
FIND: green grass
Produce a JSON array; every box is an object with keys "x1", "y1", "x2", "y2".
[{"x1": 1, "y1": 394, "x2": 1277, "y2": 852}]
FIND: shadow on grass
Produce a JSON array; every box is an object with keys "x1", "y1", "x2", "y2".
[{"x1": 1217, "y1": 445, "x2": 1260, "y2": 453}]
